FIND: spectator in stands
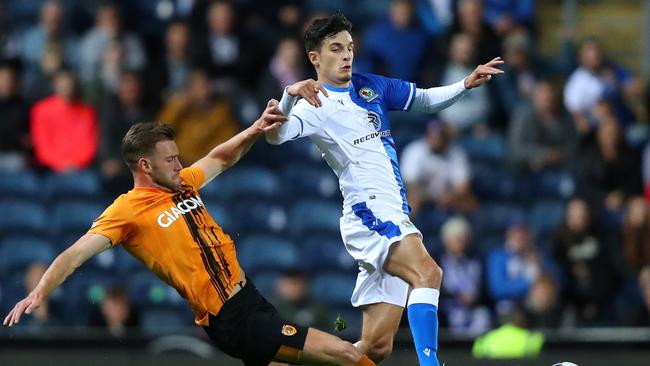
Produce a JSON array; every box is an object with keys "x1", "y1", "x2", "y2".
[
  {"x1": 633, "y1": 265, "x2": 650, "y2": 325},
  {"x1": 99, "y1": 71, "x2": 154, "y2": 195},
  {"x1": 486, "y1": 214, "x2": 559, "y2": 314},
  {"x1": 83, "y1": 39, "x2": 126, "y2": 105},
  {"x1": 437, "y1": 217, "x2": 491, "y2": 335},
  {"x1": 621, "y1": 197, "x2": 650, "y2": 274},
  {"x1": 20, "y1": 1, "x2": 78, "y2": 85},
  {"x1": 191, "y1": 0, "x2": 259, "y2": 89},
  {"x1": 79, "y1": 1, "x2": 146, "y2": 84},
  {"x1": 258, "y1": 36, "x2": 306, "y2": 107},
  {"x1": 524, "y1": 274, "x2": 564, "y2": 328},
  {"x1": 23, "y1": 42, "x2": 64, "y2": 104},
  {"x1": 414, "y1": 0, "x2": 455, "y2": 36},
  {"x1": 564, "y1": 37, "x2": 640, "y2": 134},
  {"x1": 553, "y1": 198, "x2": 617, "y2": 325},
  {"x1": 437, "y1": 33, "x2": 490, "y2": 133},
  {"x1": 151, "y1": 20, "x2": 191, "y2": 98},
  {"x1": 89, "y1": 287, "x2": 140, "y2": 337},
  {"x1": 472, "y1": 305, "x2": 544, "y2": 359},
  {"x1": 401, "y1": 120, "x2": 476, "y2": 214},
  {"x1": 572, "y1": 113, "x2": 643, "y2": 214},
  {"x1": 23, "y1": 263, "x2": 56, "y2": 327},
  {"x1": 361, "y1": 0, "x2": 430, "y2": 81},
  {"x1": 0, "y1": 63, "x2": 30, "y2": 170},
  {"x1": 482, "y1": 0, "x2": 534, "y2": 36},
  {"x1": 450, "y1": 0, "x2": 502, "y2": 66},
  {"x1": 30, "y1": 69, "x2": 98, "y2": 172},
  {"x1": 271, "y1": 268, "x2": 332, "y2": 331},
  {"x1": 157, "y1": 69, "x2": 238, "y2": 165},
  {"x1": 508, "y1": 79, "x2": 577, "y2": 173}
]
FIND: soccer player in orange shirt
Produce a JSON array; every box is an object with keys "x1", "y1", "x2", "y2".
[{"x1": 3, "y1": 99, "x2": 374, "y2": 366}]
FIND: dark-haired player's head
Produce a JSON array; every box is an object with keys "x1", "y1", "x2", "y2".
[
  {"x1": 303, "y1": 12, "x2": 354, "y2": 86},
  {"x1": 121, "y1": 122, "x2": 183, "y2": 191}
]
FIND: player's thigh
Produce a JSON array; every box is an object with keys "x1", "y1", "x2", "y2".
[
  {"x1": 359, "y1": 302, "x2": 404, "y2": 346},
  {"x1": 383, "y1": 233, "x2": 440, "y2": 288}
]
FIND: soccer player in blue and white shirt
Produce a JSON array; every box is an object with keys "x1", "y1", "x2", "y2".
[{"x1": 266, "y1": 12, "x2": 503, "y2": 366}]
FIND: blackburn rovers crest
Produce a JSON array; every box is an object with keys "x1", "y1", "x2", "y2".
[{"x1": 359, "y1": 87, "x2": 378, "y2": 102}]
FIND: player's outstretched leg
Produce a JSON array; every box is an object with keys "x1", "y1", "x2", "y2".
[
  {"x1": 276, "y1": 327, "x2": 375, "y2": 366},
  {"x1": 384, "y1": 234, "x2": 443, "y2": 366}
]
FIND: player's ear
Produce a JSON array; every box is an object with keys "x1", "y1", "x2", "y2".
[
  {"x1": 308, "y1": 51, "x2": 319, "y2": 67},
  {"x1": 138, "y1": 157, "x2": 152, "y2": 173}
]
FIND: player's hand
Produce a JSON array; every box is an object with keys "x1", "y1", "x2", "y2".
[
  {"x1": 464, "y1": 57, "x2": 505, "y2": 89},
  {"x1": 253, "y1": 99, "x2": 288, "y2": 133},
  {"x1": 287, "y1": 79, "x2": 328, "y2": 107},
  {"x1": 3, "y1": 291, "x2": 45, "y2": 327}
]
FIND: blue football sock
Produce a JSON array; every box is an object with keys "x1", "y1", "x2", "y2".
[{"x1": 407, "y1": 288, "x2": 441, "y2": 366}]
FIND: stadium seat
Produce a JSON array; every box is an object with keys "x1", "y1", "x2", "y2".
[
  {"x1": 0, "y1": 200, "x2": 48, "y2": 238},
  {"x1": 458, "y1": 133, "x2": 507, "y2": 163},
  {"x1": 43, "y1": 170, "x2": 102, "y2": 201},
  {"x1": 0, "y1": 235, "x2": 55, "y2": 275},
  {"x1": 532, "y1": 169, "x2": 575, "y2": 200},
  {"x1": 60, "y1": 268, "x2": 120, "y2": 325},
  {"x1": 250, "y1": 270, "x2": 282, "y2": 298},
  {"x1": 412, "y1": 206, "x2": 453, "y2": 235},
  {"x1": 141, "y1": 308, "x2": 191, "y2": 336},
  {"x1": 528, "y1": 200, "x2": 565, "y2": 247},
  {"x1": 51, "y1": 201, "x2": 105, "y2": 243},
  {"x1": 127, "y1": 270, "x2": 184, "y2": 308},
  {"x1": 213, "y1": 166, "x2": 282, "y2": 200},
  {"x1": 0, "y1": 169, "x2": 41, "y2": 200},
  {"x1": 310, "y1": 272, "x2": 356, "y2": 307},
  {"x1": 203, "y1": 200, "x2": 237, "y2": 234},
  {"x1": 237, "y1": 235, "x2": 298, "y2": 275},
  {"x1": 471, "y1": 202, "x2": 525, "y2": 238},
  {"x1": 470, "y1": 162, "x2": 516, "y2": 201},
  {"x1": 281, "y1": 164, "x2": 340, "y2": 200},
  {"x1": 289, "y1": 199, "x2": 341, "y2": 237},
  {"x1": 302, "y1": 235, "x2": 356, "y2": 273},
  {"x1": 233, "y1": 199, "x2": 288, "y2": 235}
]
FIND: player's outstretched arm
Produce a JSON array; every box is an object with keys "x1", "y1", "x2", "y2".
[
  {"x1": 193, "y1": 99, "x2": 287, "y2": 186},
  {"x1": 2, "y1": 233, "x2": 111, "y2": 327},
  {"x1": 278, "y1": 79, "x2": 328, "y2": 115},
  {"x1": 411, "y1": 57, "x2": 504, "y2": 113}
]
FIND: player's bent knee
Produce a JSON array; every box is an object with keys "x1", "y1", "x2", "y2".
[
  {"x1": 413, "y1": 257, "x2": 443, "y2": 288},
  {"x1": 364, "y1": 337, "x2": 393, "y2": 363}
]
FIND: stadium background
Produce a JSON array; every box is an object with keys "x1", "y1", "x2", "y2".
[{"x1": 1, "y1": 0, "x2": 650, "y2": 365}]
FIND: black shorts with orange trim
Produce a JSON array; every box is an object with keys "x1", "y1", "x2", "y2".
[{"x1": 202, "y1": 279, "x2": 308, "y2": 366}]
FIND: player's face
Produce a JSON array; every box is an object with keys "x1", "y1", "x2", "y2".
[
  {"x1": 311, "y1": 31, "x2": 354, "y2": 86},
  {"x1": 149, "y1": 140, "x2": 183, "y2": 192}
]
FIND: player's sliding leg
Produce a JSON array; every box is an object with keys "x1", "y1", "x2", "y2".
[
  {"x1": 383, "y1": 234, "x2": 443, "y2": 366},
  {"x1": 354, "y1": 303, "x2": 404, "y2": 363},
  {"x1": 274, "y1": 327, "x2": 376, "y2": 366}
]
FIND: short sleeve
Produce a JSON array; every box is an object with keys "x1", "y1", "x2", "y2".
[
  {"x1": 378, "y1": 75, "x2": 417, "y2": 111},
  {"x1": 266, "y1": 100, "x2": 323, "y2": 145},
  {"x1": 88, "y1": 199, "x2": 133, "y2": 247},
  {"x1": 180, "y1": 166, "x2": 206, "y2": 190}
]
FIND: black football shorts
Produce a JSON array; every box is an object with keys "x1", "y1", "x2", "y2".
[{"x1": 202, "y1": 279, "x2": 309, "y2": 366}]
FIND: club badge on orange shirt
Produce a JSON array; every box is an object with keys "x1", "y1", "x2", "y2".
[{"x1": 282, "y1": 324, "x2": 298, "y2": 336}]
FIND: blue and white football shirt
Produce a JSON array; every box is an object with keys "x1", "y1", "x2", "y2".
[{"x1": 268, "y1": 72, "x2": 416, "y2": 215}]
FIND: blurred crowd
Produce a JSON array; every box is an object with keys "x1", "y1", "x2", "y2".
[{"x1": 1, "y1": 0, "x2": 650, "y2": 337}]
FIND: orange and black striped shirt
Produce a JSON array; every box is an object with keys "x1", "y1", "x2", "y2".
[{"x1": 89, "y1": 167, "x2": 242, "y2": 326}]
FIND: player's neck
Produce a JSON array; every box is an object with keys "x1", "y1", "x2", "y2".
[
  {"x1": 318, "y1": 77, "x2": 351, "y2": 91},
  {"x1": 133, "y1": 174, "x2": 173, "y2": 192}
]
